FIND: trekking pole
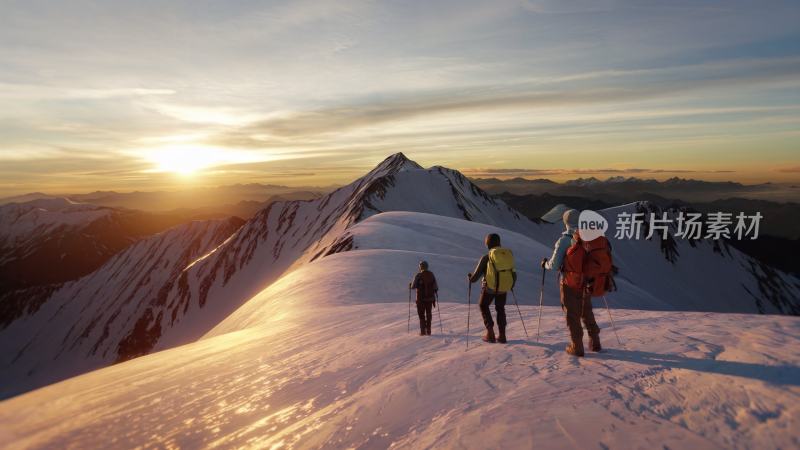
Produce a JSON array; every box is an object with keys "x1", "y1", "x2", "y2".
[
  {"x1": 466, "y1": 279, "x2": 472, "y2": 350},
  {"x1": 436, "y1": 292, "x2": 444, "y2": 336},
  {"x1": 602, "y1": 295, "x2": 622, "y2": 346},
  {"x1": 407, "y1": 288, "x2": 412, "y2": 334},
  {"x1": 536, "y1": 267, "x2": 546, "y2": 342},
  {"x1": 434, "y1": 292, "x2": 444, "y2": 336},
  {"x1": 511, "y1": 290, "x2": 529, "y2": 339}
]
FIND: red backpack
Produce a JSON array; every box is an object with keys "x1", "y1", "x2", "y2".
[{"x1": 562, "y1": 233, "x2": 614, "y2": 297}]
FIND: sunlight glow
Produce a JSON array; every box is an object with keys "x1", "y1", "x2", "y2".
[{"x1": 146, "y1": 146, "x2": 266, "y2": 176}]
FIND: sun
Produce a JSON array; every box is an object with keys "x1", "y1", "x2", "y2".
[
  {"x1": 149, "y1": 147, "x2": 225, "y2": 176},
  {"x1": 144, "y1": 145, "x2": 277, "y2": 178}
]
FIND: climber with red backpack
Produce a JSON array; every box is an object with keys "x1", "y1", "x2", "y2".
[
  {"x1": 410, "y1": 261, "x2": 439, "y2": 336},
  {"x1": 541, "y1": 209, "x2": 614, "y2": 357}
]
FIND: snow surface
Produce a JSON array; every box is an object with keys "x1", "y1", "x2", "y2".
[
  {"x1": 1, "y1": 211, "x2": 798, "y2": 449},
  {"x1": 541, "y1": 203, "x2": 572, "y2": 223}
]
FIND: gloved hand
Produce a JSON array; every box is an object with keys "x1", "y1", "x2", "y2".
[{"x1": 540, "y1": 257, "x2": 548, "y2": 269}]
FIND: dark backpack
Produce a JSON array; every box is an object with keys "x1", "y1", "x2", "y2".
[{"x1": 417, "y1": 271, "x2": 436, "y2": 301}]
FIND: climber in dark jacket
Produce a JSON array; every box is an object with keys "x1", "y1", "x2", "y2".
[{"x1": 410, "y1": 261, "x2": 438, "y2": 336}]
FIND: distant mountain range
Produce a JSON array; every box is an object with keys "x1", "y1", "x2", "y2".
[
  {"x1": 473, "y1": 176, "x2": 800, "y2": 203},
  {"x1": 0, "y1": 184, "x2": 324, "y2": 214}
]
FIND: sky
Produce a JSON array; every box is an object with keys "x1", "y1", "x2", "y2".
[{"x1": 1, "y1": 0, "x2": 799, "y2": 196}]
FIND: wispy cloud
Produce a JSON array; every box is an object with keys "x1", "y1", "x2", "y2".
[
  {"x1": 0, "y1": 84, "x2": 175, "y2": 101},
  {"x1": 0, "y1": 0, "x2": 799, "y2": 194},
  {"x1": 212, "y1": 57, "x2": 800, "y2": 144}
]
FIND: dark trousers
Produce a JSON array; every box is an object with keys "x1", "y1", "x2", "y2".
[
  {"x1": 479, "y1": 289, "x2": 507, "y2": 330},
  {"x1": 561, "y1": 284, "x2": 600, "y2": 345},
  {"x1": 416, "y1": 301, "x2": 433, "y2": 331}
]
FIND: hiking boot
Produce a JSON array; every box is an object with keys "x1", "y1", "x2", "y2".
[
  {"x1": 497, "y1": 326, "x2": 507, "y2": 344},
  {"x1": 589, "y1": 333, "x2": 602, "y2": 352},
  {"x1": 482, "y1": 327, "x2": 496, "y2": 343},
  {"x1": 566, "y1": 342, "x2": 585, "y2": 357},
  {"x1": 426, "y1": 327, "x2": 432, "y2": 336}
]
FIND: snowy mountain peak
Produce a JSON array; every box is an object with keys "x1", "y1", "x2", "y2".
[
  {"x1": 365, "y1": 152, "x2": 424, "y2": 179},
  {"x1": 564, "y1": 176, "x2": 602, "y2": 187},
  {"x1": 13, "y1": 197, "x2": 85, "y2": 209}
]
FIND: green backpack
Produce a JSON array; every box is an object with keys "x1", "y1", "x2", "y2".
[{"x1": 486, "y1": 247, "x2": 515, "y2": 293}]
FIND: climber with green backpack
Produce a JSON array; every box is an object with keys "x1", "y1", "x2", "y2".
[{"x1": 468, "y1": 233, "x2": 517, "y2": 343}]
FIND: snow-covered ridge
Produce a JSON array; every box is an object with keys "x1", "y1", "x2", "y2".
[
  {"x1": 0, "y1": 198, "x2": 112, "y2": 249},
  {"x1": 211, "y1": 212, "x2": 800, "y2": 337},
  {"x1": 0, "y1": 199, "x2": 138, "y2": 305},
  {"x1": 0, "y1": 217, "x2": 245, "y2": 398},
  {"x1": 127, "y1": 153, "x2": 542, "y2": 353}
]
